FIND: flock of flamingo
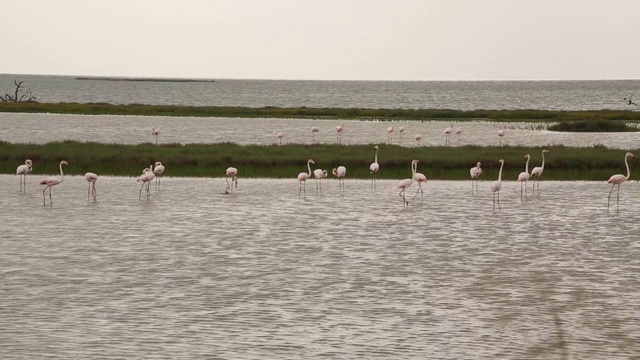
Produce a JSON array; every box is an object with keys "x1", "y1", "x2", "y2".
[{"x1": 13, "y1": 125, "x2": 634, "y2": 211}]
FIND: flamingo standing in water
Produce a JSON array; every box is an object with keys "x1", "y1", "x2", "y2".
[
  {"x1": 311, "y1": 127, "x2": 319, "y2": 141},
  {"x1": 225, "y1": 167, "x2": 238, "y2": 193},
  {"x1": 40, "y1": 160, "x2": 68, "y2": 206},
  {"x1": 412, "y1": 160, "x2": 428, "y2": 201},
  {"x1": 497, "y1": 128, "x2": 505, "y2": 145},
  {"x1": 387, "y1": 126, "x2": 394, "y2": 144},
  {"x1": 17, "y1": 159, "x2": 33, "y2": 192},
  {"x1": 276, "y1": 132, "x2": 285, "y2": 145},
  {"x1": 332, "y1": 165, "x2": 347, "y2": 191},
  {"x1": 151, "y1": 128, "x2": 160, "y2": 145},
  {"x1": 336, "y1": 123, "x2": 344, "y2": 143},
  {"x1": 398, "y1": 127, "x2": 405, "y2": 140},
  {"x1": 531, "y1": 149, "x2": 549, "y2": 195},
  {"x1": 491, "y1": 159, "x2": 504, "y2": 211},
  {"x1": 313, "y1": 168, "x2": 327, "y2": 192},
  {"x1": 470, "y1": 162, "x2": 482, "y2": 195},
  {"x1": 455, "y1": 127, "x2": 463, "y2": 142},
  {"x1": 395, "y1": 160, "x2": 418, "y2": 208},
  {"x1": 153, "y1": 161, "x2": 165, "y2": 190},
  {"x1": 607, "y1": 152, "x2": 634, "y2": 211},
  {"x1": 138, "y1": 165, "x2": 155, "y2": 200},
  {"x1": 298, "y1": 159, "x2": 315, "y2": 198},
  {"x1": 443, "y1": 123, "x2": 453, "y2": 146},
  {"x1": 517, "y1": 154, "x2": 531, "y2": 200},
  {"x1": 415, "y1": 134, "x2": 423, "y2": 147},
  {"x1": 85, "y1": 172, "x2": 98, "y2": 201},
  {"x1": 369, "y1": 145, "x2": 380, "y2": 190}
]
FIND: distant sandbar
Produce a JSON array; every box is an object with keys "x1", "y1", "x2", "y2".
[{"x1": 76, "y1": 77, "x2": 215, "y2": 83}]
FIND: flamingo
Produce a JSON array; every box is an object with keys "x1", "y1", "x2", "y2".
[
  {"x1": 332, "y1": 165, "x2": 347, "y2": 191},
  {"x1": 398, "y1": 127, "x2": 405, "y2": 140},
  {"x1": 85, "y1": 172, "x2": 98, "y2": 201},
  {"x1": 151, "y1": 128, "x2": 160, "y2": 145},
  {"x1": 297, "y1": 159, "x2": 315, "y2": 198},
  {"x1": 491, "y1": 159, "x2": 504, "y2": 211},
  {"x1": 443, "y1": 123, "x2": 453, "y2": 146},
  {"x1": 531, "y1": 149, "x2": 549, "y2": 195},
  {"x1": 336, "y1": 123, "x2": 344, "y2": 143},
  {"x1": 138, "y1": 164, "x2": 155, "y2": 200},
  {"x1": 412, "y1": 160, "x2": 428, "y2": 201},
  {"x1": 16, "y1": 159, "x2": 33, "y2": 192},
  {"x1": 415, "y1": 134, "x2": 423, "y2": 147},
  {"x1": 395, "y1": 160, "x2": 418, "y2": 208},
  {"x1": 518, "y1": 154, "x2": 531, "y2": 200},
  {"x1": 470, "y1": 162, "x2": 482, "y2": 195},
  {"x1": 455, "y1": 127, "x2": 463, "y2": 142},
  {"x1": 153, "y1": 161, "x2": 165, "y2": 190},
  {"x1": 225, "y1": 167, "x2": 238, "y2": 192},
  {"x1": 313, "y1": 168, "x2": 327, "y2": 191},
  {"x1": 607, "y1": 152, "x2": 634, "y2": 211},
  {"x1": 387, "y1": 126, "x2": 394, "y2": 144},
  {"x1": 369, "y1": 145, "x2": 380, "y2": 190},
  {"x1": 276, "y1": 132, "x2": 285, "y2": 145},
  {"x1": 39, "y1": 160, "x2": 68, "y2": 206},
  {"x1": 497, "y1": 128, "x2": 505, "y2": 145},
  {"x1": 311, "y1": 126, "x2": 319, "y2": 141}
]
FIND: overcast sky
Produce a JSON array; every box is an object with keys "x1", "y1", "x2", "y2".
[{"x1": 1, "y1": 0, "x2": 639, "y2": 81}]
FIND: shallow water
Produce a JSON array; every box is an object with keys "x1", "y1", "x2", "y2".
[
  {"x1": 1, "y1": 175, "x2": 639, "y2": 359},
  {"x1": 1, "y1": 112, "x2": 640, "y2": 149}
]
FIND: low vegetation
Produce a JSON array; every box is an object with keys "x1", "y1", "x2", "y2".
[
  {"x1": 547, "y1": 120, "x2": 638, "y2": 132},
  {"x1": 1, "y1": 141, "x2": 636, "y2": 181},
  {"x1": 2, "y1": 102, "x2": 640, "y2": 124}
]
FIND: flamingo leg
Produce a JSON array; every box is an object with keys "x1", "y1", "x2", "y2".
[
  {"x1": 412, "y1": 183, "x2": 424, "y2": 201},
  {"x1": 42, "y1": 187, "x2": 47, "y2": 205},
  {"x1": 524, "y1": 181, "x2": 528, "y2": 200},
  {"x1": 139, "y1": 182, "x2": 145, "y2": 200},
  {"x1": 88, "y1": 183, "x2": 91, "y2": 201},
  {"x1": 617, "y1": 183, "x2": 621, "y2": 209},
  {"x1": 92, "y1": 183, "x2": 97, "y2": 201},
  {"x1": 607, "y1": 183, "x2": 615, "y2": 211},
  {"x1": 49, "y1": 187, "x2": 53, "y2": 206},
  {"x1": 497, "y1": 190, "x2": 500, "y2": 210},
  {"x1": 492, "y1": 191, "x2": 495, "y2": 211}
]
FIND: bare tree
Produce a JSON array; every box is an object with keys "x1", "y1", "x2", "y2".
[{"x1": 0, "y1": 80, "x2": 37, "y2": 102}]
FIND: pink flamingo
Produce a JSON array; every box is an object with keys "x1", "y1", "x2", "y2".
[
  {"x1": 412, "y1": 160, "x2": 428, "y2": 201},
  {"x1": 470, "y1": 162, "x2": 482, "y2": 195},
  {"x1": 398, "y1": 127, "x2": 405, "y2": 140},
  {"x1": 137, "y1": 164, "x2": 155, "y2": 200},
  {"x1": 491, "y1": 159, "x2": 504, "y2": 211},
  {"x1": 530, "y1": 149, "x2": 549, "y2": 195},
  {"x1": 497, "y1": 128, "x2": 505, "y2": 145},
  {"x1": 395, "y1": 160, "x2": 417, "y2": 208},
  {"x1": 311, "y1": 126, "x2": 319, "y2": 141},
  {"x1": 369, "y1": 145, "x2": 380, "y2": 190},
  {"x1": 607, "y1": 152, "x2": 634, "y2": 211},
  {"x1": 415, "y1": 134, "x2": 423, "y2": 147},
  {"x1": 225, "y1": 167, "x2": 238, "y2": 192},
  {"x1": 335, "y1": 123, "x2": 344, "y2": 143},
  {"x1": 517, "y1": 154, "x2": 531, "y2": 200},
  {"x1": 298, "y1": 159, "x2": 315, "y2": 198},
  {"x1": 443, "y1": 123, "x2": 453, "y2": 146},
  {"x1": 16, "y1": 159, "x2": 33, "y2": 192},
  {"x1": 39, "y1": 160, "x2": 68, "y2": 206},
  {"x1": 153, "y1": 161, "x2": 165, "y2": 190},
  {"x1": 332, "y1": 165, "x2": 347, "y2": 191},
  {"x1": 85, "y1": 172, "x2": 98, "y2": 201},
  {"x1": 313, "y1": 168, "x2": 327, "y2": 191},
  {"x1": 455, "y1": 127, "x2": 463, "y2": 142},
  {"x1": 387, "y1": 126, "x2": 394, "y2": 144},
  {"x1": 151, "y1": 128, "x2": 160, "y2": 145},
  {"x1": 276, "y1": 132, "x2": 285, "y2": 145}
]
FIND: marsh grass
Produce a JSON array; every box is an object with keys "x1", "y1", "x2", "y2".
[
  {"x1": 547, "y1": 120, "x2": 638, "y2": 132},
  {"x1": 2, "y1": 102, "x2": 640, "y2": 123},
  {"x1": 1, "y1": 141, "x2": 637, "y2": 181}
]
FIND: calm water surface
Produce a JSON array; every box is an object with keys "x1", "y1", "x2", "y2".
[
  {"x1": 2, "y1": 112, "x2": 640, "y2": 149},
  {"x1": 1, "y1": 175, "x2": 638, "y2": 359}
]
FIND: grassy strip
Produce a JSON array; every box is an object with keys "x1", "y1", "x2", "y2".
[
  {"x1": 547, "y1": 120, "x2": 638, "y2": 132},
  {"x1": 2, "y1": 102, "x2": 640, "y2": 123},
  {"x1": 1, "y1": 141, "x2": 637, "y2": 181}
]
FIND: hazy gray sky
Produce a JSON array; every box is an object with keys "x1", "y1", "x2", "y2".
[{"x1": 2, "y1": 0, "x2": 639, "y2": 80}]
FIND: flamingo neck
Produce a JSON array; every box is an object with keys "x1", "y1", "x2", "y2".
[
  {"x1": 625, "y1": 154, "x2": 631, "y2": 180},
  {"x1": 525, "y1": 157, "x2": 530, "y2": 173},
  {"x1": 374, "y1": 149, "x2": 378, "y2": 164},
  {"x1": 307, "y1": 161, "x2": 312, "y2": 176},
  {"x1": 411, "y1": 162, "x2": 417, "y2": 179},
  {"x1": 498, "y1": 162, "x2": 504, "y2": 181},
  {"x1": 540, "y1": 152, "x2": 546, "y2": 170},
  {"x1": 59, "y1": 162, "x2": 65, "y2": 181}
]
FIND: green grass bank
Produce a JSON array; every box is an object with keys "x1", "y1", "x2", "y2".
[
  {"x1": 2, "y1": 102, "x2": 640, "y2": 124},
  {"x1": 1, "y1": 141, "x2": 637, "y2": 181}
]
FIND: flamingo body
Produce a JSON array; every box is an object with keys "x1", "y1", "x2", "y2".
[
  {"x1": 17, "y1": 159, "x2": 33, "y2": 192},
  {"x1": 85, "y1": 172, "x2": 98, "y2": 201},
  {"x1": 40, "y1": 160, "x2": 68, "y2": 205},
  {"x1": 226, "y1": 166, "x2": 238, "y2": 191}
]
